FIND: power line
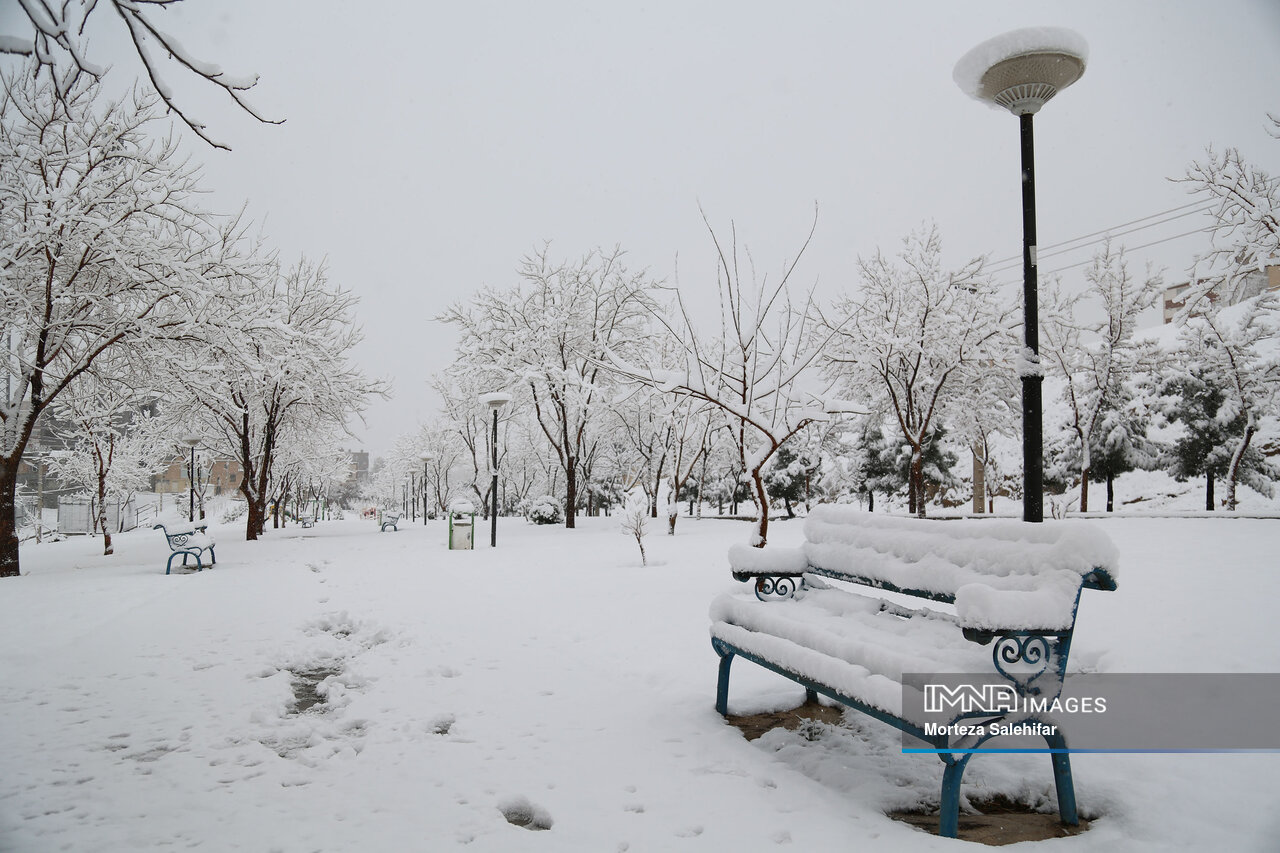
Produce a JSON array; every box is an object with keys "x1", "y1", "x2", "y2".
[
  {"x1": 987, "y1": 175, "x2": 1280, "y2": 277},
  {"x1": 994, "y1": 225, "x2": 1212, "y2": 288},
  {"x1": 986, "y1": 199, "x2": 1213, "y2": 274}
]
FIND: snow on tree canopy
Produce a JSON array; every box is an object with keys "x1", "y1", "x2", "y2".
[{"x1": 953, "y1": 26, "x2": 1089, "y2": 108}]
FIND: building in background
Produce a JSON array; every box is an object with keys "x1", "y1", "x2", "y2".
[{"x1": 1163, "y1": 261, "x2": 1280, "y2": 324}]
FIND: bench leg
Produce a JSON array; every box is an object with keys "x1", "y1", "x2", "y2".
[
  {"x1": 713, "y1": 641, "x2": 735, "y2": 716},
  {"x1": 804, "y1": 688, "x2": 819, "y2": 705},
  {"x1": 939, "y1": 754, "x2": 972, "y2": 839},
  {"x1": 1045, "y1": 730, "x2": 1078, "y2": 826}
]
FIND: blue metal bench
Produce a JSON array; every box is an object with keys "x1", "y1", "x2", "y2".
[
  {"x1": 153, "y1": 522, "x2": 217, "y2": 574},
  {"x1": 379, "y1": 511, "x2": 402, "y2": 532},
  {"x1": 711, "y1": 506, "x2": 1118, "y2": 838}
]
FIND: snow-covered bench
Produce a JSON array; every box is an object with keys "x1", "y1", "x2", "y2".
[
  {"x1": 153, "y1": 522, "x2": 217, "y2": 575},
  {"x1": 379, "y1": 511, "x2": 402, "y2": 532},
  {"x1": 299, "y1": 516, "x2": 315, "y2": 528},
  {"x1": 711, "y1": 506, "x2": 1118, "y2": 838}
]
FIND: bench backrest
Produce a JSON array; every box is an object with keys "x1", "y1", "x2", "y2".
[
  {"x1": 153, "y1": 523, "x2": 212, "y2": 550},
  {"x1": 802, "y1": 507, "x2": 1118, "y2": 632}
]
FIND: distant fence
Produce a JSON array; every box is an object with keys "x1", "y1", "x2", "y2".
[{"x1": 57, "y1": 496, "x2": 142, "y2": 535}]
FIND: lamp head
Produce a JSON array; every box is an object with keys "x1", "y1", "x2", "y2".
[
  {"x1": 479, "y1": 391, "x2": 513, "y2": 411},
  {"x1": 956, "y1": 27, "x2": 1087, "y2": 115}
]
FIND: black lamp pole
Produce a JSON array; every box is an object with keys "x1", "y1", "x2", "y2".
[
  {"x1": 1020, "y1": 112, "x2": 1043, "y2": 523},
  {"x1": 188, "y1": 445, "x2": 196, "y2": 524},
  {"x1": 958, "y1": 29, "x2": 1085, "y2": 523},
  {"x1": 491, "y1": 407, "x2": 499, "y2": 547}
]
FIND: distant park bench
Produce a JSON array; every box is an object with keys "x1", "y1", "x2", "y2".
[
  {"x1": 379, "y1": 511, "x2": 402, "y2": 532},
  {"x1": 153, "y1": 522, "x2": 217, "y2": 575},
  {"x1": 711, "y1": 506, "x2": 1118, "y2": 838},
  {"x1": 299, "y1": 516, "x2": 315, "y2": 528}
]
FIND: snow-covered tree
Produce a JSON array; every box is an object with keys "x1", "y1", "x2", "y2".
[
  {"x1": 46, "y1": 359, "x2": 168, "y2": 554},
  {"x1": 612, "y1": 375, "x2": 712, "y2": 532},
  {"x1": 1158, "y1": 364, "x2": 1270, "y2": 510},
  {"x1": 442, "y1": 246, "x2": 655, "y2": 529},
  {"x1": 829, "y1": 224, "x2": 1011, "y2": 517},
  {"x1": 1040, "y1": 240, "x2": 1163, "y2": 512},
  {"x1": 1176, "y1": 133, "x2": 1279, "y2": 310},
  {"x1": 1173, "y1": 296, "x2": 1280, "y2": 510},
  {"x1": 764, "y1": 439, "x2": 819, "y2": 518},
  {"x1": 0, "y1": 70, "x2": 227, "y2": 577},
  {"x1": 606, "y1": 211, "x2": 841, "y2": 546},
  {"x1": 176, "y1": 257, "x2": 386, "y2": 540},
  {"x1": 619, "y1": 489, "x2": 649, "y2": 566},
  {"x1": 3, "y1": 0, "x2": 279, "y2": 149}
]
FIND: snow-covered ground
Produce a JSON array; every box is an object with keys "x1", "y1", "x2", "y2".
[{"x1": 2, "y1": 508, "x2": 1279, "y2": 852}]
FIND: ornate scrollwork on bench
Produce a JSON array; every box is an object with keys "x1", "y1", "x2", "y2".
[
  {"x1": 994, "y1": 633, "x2": 1050, "y2": 680},
  {"x1": 752, "y1": 574, "x2": 802, "y2": 602}
]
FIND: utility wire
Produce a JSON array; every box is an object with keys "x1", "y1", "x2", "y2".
[
  {"x1": 986, "y1": 199, "x2": 1213, "y2": 274},
  {"x1": 987, "y1": 175, "x2": 1280, "y2": 277},
  {"x1": 994, "y1": 226, "x2": 1212, "y2": 288}
]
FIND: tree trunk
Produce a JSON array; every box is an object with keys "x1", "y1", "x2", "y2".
[
  {"x1": 1225, "y1": 423, "x2": 1255, "y2": 511},
  {"x1": 564, "y1": 459, "x2": 577, "y2": 528},
  {"x1": 1079, "y1": 466, "x2": 1091, "y2": 513},
  {"x1": 868, "y1": 490, "x2": 874, "y2": 512},
  {"x1": 1206, "y1": 473, "x2": 1215, "y2": 511},
  {"x1": 972, "y1": 448, "x2": 986, "y2": 514},
  {"x1": 96, "y1": 472, "x2": 113, "y2": 557},
  {"x1": 247, "y1": 498, "x2": 267, "y2": 540},
  {"x1": 1105, "y1": 472, "x2": 1115, "y2": 513},
  {"x1": 0, "y1": 459, "x2": 21, "y2": 577},
  {"x1": 750, "y1": 465, "x2": 770, "y2": 547},
  {"x1": 912, "y1": 448, "x2": 926, "y2": 519}
]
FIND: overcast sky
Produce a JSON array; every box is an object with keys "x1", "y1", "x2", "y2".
[{"x1": 6, "y1": 1, "x2": 1279, "y2": 455}]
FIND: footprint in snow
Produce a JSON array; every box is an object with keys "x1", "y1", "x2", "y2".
[{"x1": 498, "y1": 796, "x2": 553, "y2": 831}]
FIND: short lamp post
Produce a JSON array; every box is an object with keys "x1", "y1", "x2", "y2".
[
  {"x1": 479, "y1": 392, "x2": 512, "y2": 546},
  {"x1": 956, "y1": 28, "x2": 1086, "y2": 523},
  {"x1": 181, "y1": 435, "x2": 201, "y2": 523},
  {"x1": 420, "y1": 452, "x2": 434, "y2": 524}
]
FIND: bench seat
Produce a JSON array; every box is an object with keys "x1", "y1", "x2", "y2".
[{"x1": 712, "y1": 584, "x2": 987, "y2": 720}]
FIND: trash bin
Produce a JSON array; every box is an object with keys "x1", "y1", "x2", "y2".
[{"x1": 448, "y1": 501, "x2": 476, "y2": 550}]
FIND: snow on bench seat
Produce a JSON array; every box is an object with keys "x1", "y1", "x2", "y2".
[{"x1": 710, "y1": 585, "x2": 990, "y2": 718}]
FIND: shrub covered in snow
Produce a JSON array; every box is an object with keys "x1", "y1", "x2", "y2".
[
  {"x1": 527, "y1": 495, "x2": 562, "y2": 525},
  {"x1": 221, "y1": 500, "x2": 248, "y2": 523}
]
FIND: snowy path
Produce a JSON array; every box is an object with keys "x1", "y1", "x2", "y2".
[{"x1": 2, "y1": 515, "x2": 1279, "y2": 851}]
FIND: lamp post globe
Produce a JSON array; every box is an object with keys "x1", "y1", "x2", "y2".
[
  {"x1": 478, "y1": 392, "x2": 513, "y2": 546},
  {"x1": 955, "y1": 28, "x2": 1086, "y2": 523}
]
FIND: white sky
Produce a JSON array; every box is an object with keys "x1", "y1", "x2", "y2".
[{"x1": 4, "y1": 1, "x2": 1279, "y2": 455}]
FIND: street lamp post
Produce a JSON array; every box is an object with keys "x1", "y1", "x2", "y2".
[
  {"x1": 420, "y1": 452, "x2": 434, "y2": 524},
  {"x1": 479, "y1": 392, "x2": 512, "y2": 547},
  {"x1": 956, "y1": 28, "x2": 1086, "y2": 523},
  {"x1": 181, "y1": 435, "x2": 201, "y2": 523}
]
